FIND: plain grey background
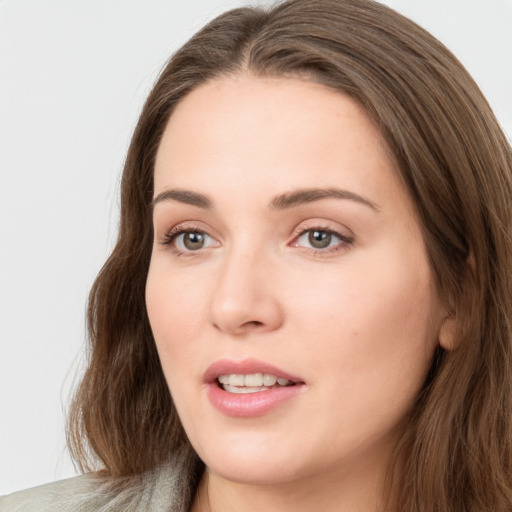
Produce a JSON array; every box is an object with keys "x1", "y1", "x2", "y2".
[{"x1": 1, "y1": 0, "x2": 511, "y2": 496}]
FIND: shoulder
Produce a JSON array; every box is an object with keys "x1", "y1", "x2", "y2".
[
  {"x1": 0, "y1": 451, "x2": 197, "y2": 512},
  {"x1": 0, "y1": 473, "x2": 101, "y2": 511}
]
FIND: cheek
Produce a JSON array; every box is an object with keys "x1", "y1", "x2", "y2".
[
  {"x1": 289, "y1": 247, "x2": 438, "y2": 390},
  {"x1": 145, "y1": 261, "x2": 207, "y2": 371},
  {"x1": 281, "y1": 259, "x2": 438, "y2": 454},
  {"x1": 145, "y1": 269, "x2": 209, "y2": 424}
]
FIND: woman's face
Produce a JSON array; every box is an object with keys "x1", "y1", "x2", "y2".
[{"x1": 146, "y1": 76, "x2": 448, "y2": 488}]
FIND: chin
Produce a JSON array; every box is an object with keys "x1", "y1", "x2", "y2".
[
  {"x1": 205, "y1": 458, "x2": 301, "y2": 486},
  {"x1": 191, "y1": 431, "x2": 307, "y2": 485}
]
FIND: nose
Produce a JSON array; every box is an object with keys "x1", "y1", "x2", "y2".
[{"x1": 208, "y1": 246, "x2": 284, "y2": 336}]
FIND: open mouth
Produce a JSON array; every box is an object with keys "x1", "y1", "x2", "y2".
[
  {"x1": 205, "y1": 360, "x2": 304, "y2": 416},
  {"x1": 217, "y1": 373, "x2": 296, "y2": 394}
]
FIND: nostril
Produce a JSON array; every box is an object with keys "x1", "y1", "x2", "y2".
[{"x1": 245, "y1": 321, "x2": 264, "y2": 328}]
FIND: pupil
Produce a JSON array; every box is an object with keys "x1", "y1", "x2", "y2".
[
  {"x1": 308, "y1": 230, "x2": 331, "y2": 249},
  {"x1": 184, "y1": 232, "x2": 204, "y2": 250}
]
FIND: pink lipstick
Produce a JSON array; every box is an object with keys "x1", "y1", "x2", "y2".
[{"x1": 204, "y1": 359, "x2": 305, "y2": 417}]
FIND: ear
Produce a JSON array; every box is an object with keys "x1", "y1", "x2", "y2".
[
  {"x1": 438, "y1": 249, "x2": 474, "y2": 351},
  {"x1": 438, "y1": 316, "x2": 457, "y2": 351}
]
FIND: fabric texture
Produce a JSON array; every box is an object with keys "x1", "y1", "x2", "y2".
[{"x1": 0, "y1": 451, "x2": 194, "y2": 512}]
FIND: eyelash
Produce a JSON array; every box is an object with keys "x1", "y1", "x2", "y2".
[
  {"x1": 160, "y1": 224, "x2": 354, "y2": 256},
  {"x1": 160, "y1": 224, "x2": 213, "y2": 257}
]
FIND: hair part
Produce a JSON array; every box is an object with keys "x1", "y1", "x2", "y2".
[{"x1": 68, "y1": 1, "x2": 512, "y2": 510}]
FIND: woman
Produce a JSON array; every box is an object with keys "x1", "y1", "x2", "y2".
[{"x1": 3, "y1": 0, "x2": 512, "y2": 510}]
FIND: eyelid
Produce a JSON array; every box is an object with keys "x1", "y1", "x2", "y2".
[{"x1": 290, "y1": 219, "x2": 354, "y2": 239}]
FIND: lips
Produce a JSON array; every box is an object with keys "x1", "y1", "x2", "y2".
[{"x1": 204, "y1": 358, "x2": 305, "y2": 417}]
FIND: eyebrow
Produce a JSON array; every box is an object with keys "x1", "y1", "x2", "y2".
[
  {"x1": 151, "y1": 187, "x2": 379, "y2": 212},
  {"x1": 152, "y1": 189, "x2": 213, "y2": 210},
  {"x1": 270, "y1": 187, "x2": 380, "y2": 211}
]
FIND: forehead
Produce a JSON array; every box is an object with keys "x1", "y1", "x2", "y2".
[{"x1": 153, "y1": 75, "x2": 406, "y2": 211}]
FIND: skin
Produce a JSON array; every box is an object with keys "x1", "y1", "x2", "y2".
[{"x1": 146, "y1": 75, "x2": 451, "y2": 512}]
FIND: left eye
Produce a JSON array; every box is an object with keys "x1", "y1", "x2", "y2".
[{"x1": 296, "y1": 229, "x2": 346, "y2": 250}]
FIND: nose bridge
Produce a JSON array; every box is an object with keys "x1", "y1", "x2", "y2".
[{"x1": 208, "y1": 233, "x2": 282, "y2": 334}]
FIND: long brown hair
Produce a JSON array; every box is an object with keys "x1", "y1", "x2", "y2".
[{"x1": 68, "y1": 0, "x2": 512, "y2": 509}]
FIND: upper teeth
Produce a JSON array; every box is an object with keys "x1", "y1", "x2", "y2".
[{"x1": 218, "y1": 373, "x2": 291, "y2": 387}]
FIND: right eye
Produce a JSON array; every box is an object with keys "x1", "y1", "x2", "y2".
[{"x1": 162, "y1": 227, "x2": 220, "y2": 255}]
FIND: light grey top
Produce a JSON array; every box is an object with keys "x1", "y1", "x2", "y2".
[{"x1": 0, "y1": 452, "x2": 194, "y2": 512}]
